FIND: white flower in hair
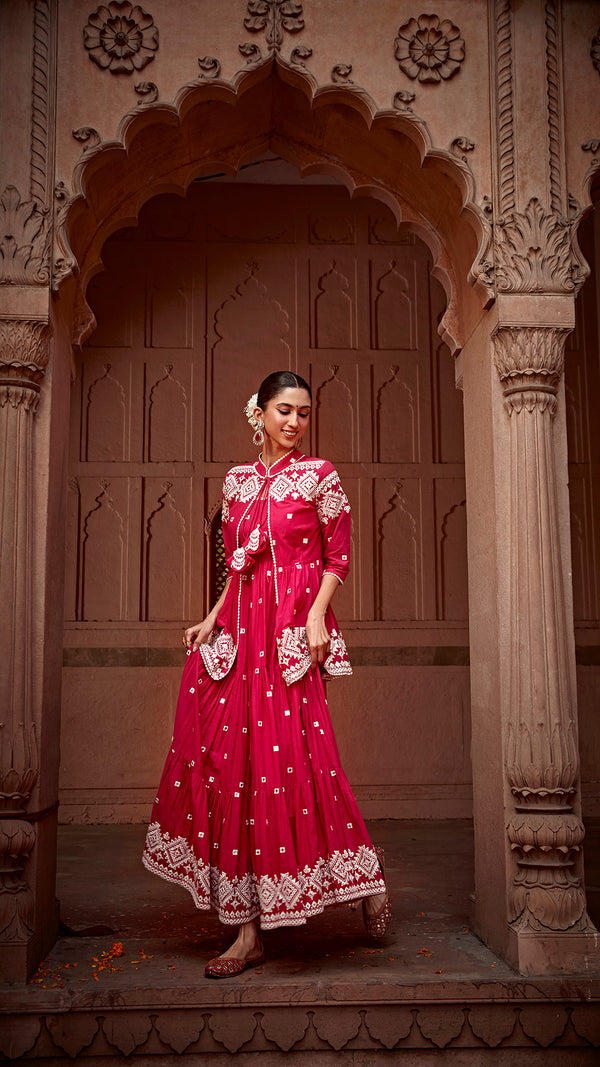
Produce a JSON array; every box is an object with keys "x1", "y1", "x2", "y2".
[{"x1": 244, "y1": 392, "x2": 261, "y2": 431}]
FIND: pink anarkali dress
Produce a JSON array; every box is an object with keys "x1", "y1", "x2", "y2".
[{"x1": 142, "y1": 449, "x2": 386, "y2": 929}]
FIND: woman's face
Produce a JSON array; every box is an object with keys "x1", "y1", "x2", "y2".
[{"x1": 256, "y1": 387, "x2": 312, "y2": 452}]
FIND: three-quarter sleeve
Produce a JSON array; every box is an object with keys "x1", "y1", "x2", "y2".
[{"x1": 314, "y1": 464, "x2": 352, "y2": 584}]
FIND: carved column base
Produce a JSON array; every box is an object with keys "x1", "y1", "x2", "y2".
[
  {"x1": 0, "y1": 820, "x2": 35, "y2": 942},
  {"x1": 505, "y1": 927, "x2": 600, "y2": 977},
  {"x1": 0, "y1": 813, "x2": 59, "y2": 984},
  {"x1": 507, "y1": 810, "x2": 588, "y2": 930},
  {"x1": 0, "y1": 818, "x2": 35, "y2": 984}
]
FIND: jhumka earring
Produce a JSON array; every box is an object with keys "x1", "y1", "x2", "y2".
[{"x1": 253, "y1": 423, "x2": 264, "y2": 447}]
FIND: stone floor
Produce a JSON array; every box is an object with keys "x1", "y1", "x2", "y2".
[{"x1": 1, "y1": 820, "x2": 600, "y2": 1063}]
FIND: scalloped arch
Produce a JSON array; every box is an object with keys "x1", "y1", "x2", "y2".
[{"x1": 60, "y1": 54, "x2": 490, "y2": 353}]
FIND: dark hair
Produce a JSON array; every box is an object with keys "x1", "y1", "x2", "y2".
[{"x1": 256, "y1": 371, "x2": 312, "y2": 410}]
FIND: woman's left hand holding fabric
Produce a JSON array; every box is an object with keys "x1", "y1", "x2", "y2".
[
  {"x1": 183, "y1": 616, "x2": 215, "y2": 652},
  {"x1": 183, "y1": 576, "x2": 232, "y2": 651}
]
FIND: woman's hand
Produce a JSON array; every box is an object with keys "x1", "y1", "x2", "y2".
[
  {"x1": 305, "y1": 609, "x2": 330, "y2": 670},
  {"x1": 182, "y1": 577, "x2": 232, "y2": 652},
  {"x1": 182, "y1": 616, "x2": 215, "y2": 652}
]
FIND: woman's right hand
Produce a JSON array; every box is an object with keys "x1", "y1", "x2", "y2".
[{"x1": 182, "y1": 617, "x2": 215, "y2": 651}]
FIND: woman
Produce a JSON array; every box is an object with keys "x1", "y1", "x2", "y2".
[{"x1": 143, "y1": 370, "x2": 391, "y2": 977}]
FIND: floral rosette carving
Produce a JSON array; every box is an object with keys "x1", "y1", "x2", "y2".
[
  {"x1": 394, "y1": 14, "x2": 465, "y2": 83},
  {"x1": 83, "y1": 2, "x2": 158, "y2": 73}
]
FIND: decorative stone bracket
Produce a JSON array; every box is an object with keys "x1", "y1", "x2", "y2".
[
  {"x1": 0, "y1": 186, "x2": 49, "y2": 286},
  {"x1": 471, "y1": 199, "x2": 590, "y2": 301}
]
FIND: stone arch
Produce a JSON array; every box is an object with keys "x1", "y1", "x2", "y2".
[
  {"x1": 59, "y1": 51, "x2": 474, "y2": 831},
  {"x1": 56, "y1": 55, "x2": 490, "y2": 358}
]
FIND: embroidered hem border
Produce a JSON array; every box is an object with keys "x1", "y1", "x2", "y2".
[{"x1": 142, "y1": 825, "x2": 385, "y2": 929}]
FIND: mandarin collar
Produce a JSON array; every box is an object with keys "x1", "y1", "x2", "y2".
[{"x1": 254, "y1": 448, "x2": 299, "y2": 477}]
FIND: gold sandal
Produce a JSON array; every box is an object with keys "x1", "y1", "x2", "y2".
[
  {"x1": 363, "y1": 845, "x2": 392, "y2": 938},
  {"x1": 205, "y1": 942, "x2": 265, "y2": 978}
]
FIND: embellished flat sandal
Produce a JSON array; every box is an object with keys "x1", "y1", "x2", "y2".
[
  {"x1": 205, "y1": 943, "x2": 265, "y2": 979},
  {"x1": 363, "y1": 845, "x2": 392, "y2": 939}
]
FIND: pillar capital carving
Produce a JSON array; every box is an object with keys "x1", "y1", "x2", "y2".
[
  {"x1": 0, "y1": 317, "x2": 50, "y2": 410},
  {"x1": 493, "y1": 324, "x2": 570, "y2": 414}
]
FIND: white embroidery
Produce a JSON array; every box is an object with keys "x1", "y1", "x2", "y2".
[
  {"x1": 198, "y1": 628, "x2": 237, "y2": 680},
  {"x1": 211, "y1": 458, "x2": 352, "y2": 686},
  {"x1": 276, "y1": 626, "x2": 352, "y2": 685},
  {"x1": 143, "y1": 825, "x2": 384, "y2": 928},
  {"x1": 222, "y1": 458, "x2": 348, "y2": 515},
  {"x1": 315, "y1": 470, "x2": 351, "y2": 526}
]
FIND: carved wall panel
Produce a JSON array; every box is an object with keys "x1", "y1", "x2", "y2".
[
  {"x1": 309, "y1": 210, "x2": 356, "y2": 245},
  {"x1": 372, "y1": 260, "x2": 416, "y2": 350},
  {"x1": 143, "y1": 479, "x2": 189, "y2": 621},
  {"x1": 374, "y1": 363, "x2": 419, "y2": 463},
  {"x1": 83, "y1": 361, "x2": 129, "y2": 462},
  {"x1": 435, "y1": 480, "x2": 468, "y2": 621},
  {"x1": 311, "y1": 257, "x2": 356, "y2": 350},
  {"x1": 79, "y1": 479, "x2": 130, "y2": 622},
  {"x1": 313, "y1": 362, "x2": 357, "y2": 463},
  {"x1": 146, "y1": 362, "x2": 192, "y2": 462},
  {"x1": 210, "y1": 263, "x2": 292, "y2": 460},
  {"x1": 432, "y1": 335, "x2": 465, "y2": 463},
  {"x1": 376, "y1": 479, "x2": 422, "y2": 622}
]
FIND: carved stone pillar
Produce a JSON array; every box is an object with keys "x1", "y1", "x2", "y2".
[
  {"x1": 0, "y1": 315, "x2": 51, "y2": 981},
  {"x1": 492, "y1": 321, "x2": 597, "y2": 972}
]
